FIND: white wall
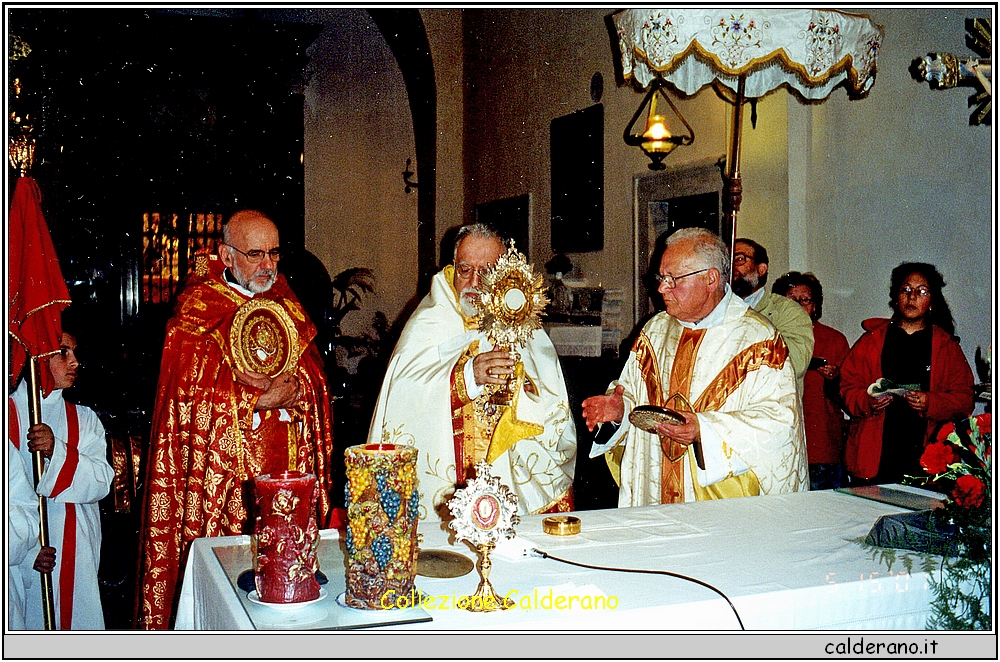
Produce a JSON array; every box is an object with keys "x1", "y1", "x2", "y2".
[
  {"x1": 798, "y1": 8, "x2": 993, "y2": 368},
  {"x1": 302, "y1": 8, "x2": 418, "y2": 337},
  {"x1": 457, "y1": 7, "x2": 993, "y2": 370},
  {"x1": 298, "y1": 8, "x2": 993, "y2": 374},
  {"x1": 458, "y1": 8, "x2": 731, "y2": 324}
]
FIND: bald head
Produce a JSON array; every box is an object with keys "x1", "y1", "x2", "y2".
[
  {"x1": 223, "y1": 210, "x2": 278, "y2": 245},
  {"x1": 220, "y1": 210, "x2": 280, "y2": 293}
]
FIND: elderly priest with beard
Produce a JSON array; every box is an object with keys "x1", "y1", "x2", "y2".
[
  {"x1": 367, "y1": 223, "x2": 576, "y2": 520},
  {"x1": 584, "y1": 228, "x2": 807, "y2": 505},
  {"x1": 137, "y1": 209, "x2": 334, "y2": 629}
]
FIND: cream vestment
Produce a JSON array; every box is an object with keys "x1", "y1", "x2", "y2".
[
  {"x1": 368, "y1": 267, "x2": 577, "y2": 520},
  {"x1": 592, "y1": 291, "x2": 808, "y2": 505}
]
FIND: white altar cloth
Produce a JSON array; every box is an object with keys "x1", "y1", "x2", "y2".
[{"x1": 176, "y1": 487, "x2": 941, "y2": 630}]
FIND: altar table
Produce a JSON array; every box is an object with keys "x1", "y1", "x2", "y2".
[{"x1": 175, "y1": 486, "x2": 943, "y2": 630}]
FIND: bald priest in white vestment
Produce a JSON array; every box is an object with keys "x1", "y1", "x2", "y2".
[
  {"x1": 583, "y1": 228, "x2": 808, "y2": 506},
  {"x1": 367, "y1": 224, "x2": 577, "y2": 521}
]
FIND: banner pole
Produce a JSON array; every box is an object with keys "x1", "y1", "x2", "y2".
[{"x1": 28, "y1": 358, "x2": 57, "y2": 630}]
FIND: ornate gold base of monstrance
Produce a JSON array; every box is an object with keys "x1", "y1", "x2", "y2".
[{"x1": 447, "y1": 461, "x2": 520, "y2": 613}]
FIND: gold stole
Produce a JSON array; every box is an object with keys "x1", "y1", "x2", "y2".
[
  {"x1": 637, "y1": 318, "x2": 789, "y2": 502},
  {"x1": 686, "y1": 325, "x2": 790, "y2": 500},
  {"x1": 660, "y1": 328, "x2": 705, "y2": 503}
]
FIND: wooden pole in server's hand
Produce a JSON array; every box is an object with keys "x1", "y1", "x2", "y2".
[{"x1": 28, "y1": 358, "x2": 57, "y2": 630}]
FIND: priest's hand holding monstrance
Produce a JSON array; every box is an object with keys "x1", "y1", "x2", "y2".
[{"x1": 472, "y1": 244, "x2": 549, "y2": 444}]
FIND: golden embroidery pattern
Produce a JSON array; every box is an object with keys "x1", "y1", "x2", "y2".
[{"x1": 229, "y1": 298, "x2": 301, "y2": 377}]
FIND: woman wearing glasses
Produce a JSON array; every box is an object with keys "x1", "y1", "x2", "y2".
[
  {"x1": 840, "y1": 263, "x2": 974, "y2": 486},
  {"x1": 773, "y1": 271, "x2": 850, "y2": 490}
]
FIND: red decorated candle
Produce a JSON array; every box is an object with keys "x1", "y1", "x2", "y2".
[{"x1": 253, "y1": 471, "x2": 320, "y2": 603}]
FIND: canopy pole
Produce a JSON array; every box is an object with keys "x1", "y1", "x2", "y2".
[
  {"x1": 723, "y1": 74, "x2": 747, "y2": 253},
  {"x1": 28, "y1": 358, "x2": 57, "y2": 630}
]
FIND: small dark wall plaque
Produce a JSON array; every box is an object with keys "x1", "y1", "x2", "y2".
[
  {"x1": 649, "y1": 191, "x2": 720, "y2": 239},
  {"x1": 551, "y1": 104, "x2": 604, "y2": 253}
]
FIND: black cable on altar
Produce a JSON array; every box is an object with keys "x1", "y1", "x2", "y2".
[{"x1": 529, "y1": 548, "x2": 745, "y2": 630}]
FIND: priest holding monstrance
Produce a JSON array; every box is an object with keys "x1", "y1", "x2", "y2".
[
  {"x1": 137, "y1": 210, "x2": 335, "y2": 629},
  {"x1": 367, "y1": 223, "x2": 577, "y2": 520}
]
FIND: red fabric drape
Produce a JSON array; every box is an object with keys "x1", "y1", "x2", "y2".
[{"x1": 8, "y1": 176, "x2": 71, "y2": 395}]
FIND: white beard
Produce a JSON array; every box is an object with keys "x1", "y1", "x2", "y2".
[
  {"x1": 458, "y1": 288, "x2": 480, "y2": 318},
  {"x1": 233, "y1": 263, "x2": 277, "y2": 294},
  {"x1": 247, "y1": 271, "x2": 277, "y2": 294}
]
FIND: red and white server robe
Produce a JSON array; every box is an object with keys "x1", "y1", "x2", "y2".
[{"x1": 8, "y1": 382, "x2": 114, "y2": 630}]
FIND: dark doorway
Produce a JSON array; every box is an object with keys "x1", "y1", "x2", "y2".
[{"x1": 633, "y1": 159, "x2": 726, "y2": 324}]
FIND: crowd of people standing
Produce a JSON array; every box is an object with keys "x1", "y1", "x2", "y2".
[
  {"x1": 774, "y1": 262, "x2": 975, "y2": 490},
  {"x1": 9, "y1": 214, "x2": 980, "y2": 630}
]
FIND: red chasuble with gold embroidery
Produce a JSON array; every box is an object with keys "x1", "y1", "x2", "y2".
[{"x1": 137, "y1": 253, "x2": 334, "y2": 629}]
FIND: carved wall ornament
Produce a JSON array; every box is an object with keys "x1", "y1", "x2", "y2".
[{"x1": 912, "y1": 18, "x2": 992, "y2": 126}]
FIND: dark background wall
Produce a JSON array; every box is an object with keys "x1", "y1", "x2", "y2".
[
  {"x1": 9, "y1": 9, "x2": 318, "y2": 418},
  {"x1": 8, "y1": 8, "x2": 320, "y2": 628}
]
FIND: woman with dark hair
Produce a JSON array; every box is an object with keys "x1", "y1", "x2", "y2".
[
  {"x1": 773, "y1": 271, "x2": 850, "y2": 489},
  {"x1": 839, "y1": 263, "x2": 974, "y2": 485}
]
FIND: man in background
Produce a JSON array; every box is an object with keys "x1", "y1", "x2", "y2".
[{"x1": 730, "y1": 237, "x2": 814, "y2": 394}]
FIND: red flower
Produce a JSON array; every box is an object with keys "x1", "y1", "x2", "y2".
[
  {"x1": 974, "y1": 412, "x2": 991, "y2": 434},
  {"x1": 920, "y1": 441, "x2": 958, "y2": 475},
  {"x1": 936, "y1": 421, "x2": 957, "y2": 442},
  {"x1": 952, "y1": 474, "x2": 986, "y2": 509}
]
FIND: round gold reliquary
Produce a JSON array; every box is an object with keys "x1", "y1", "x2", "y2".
[{"x1": 229, "y1": 299, "x2": 301, "y2": 377}]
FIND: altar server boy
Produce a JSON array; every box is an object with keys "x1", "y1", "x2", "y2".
[{"x1": 8, "y1": 330, "x2": 114, "y2": 629}]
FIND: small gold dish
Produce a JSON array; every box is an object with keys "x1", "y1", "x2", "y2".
[
  {"x1": 628, "y1": 404, "x2": 685, "y2": 432},
  {"x1": 416, "y1": 549, "x2": 475, "y2": 578},
  {"x1": 542, "y1": 515, "x2": 581, "y2": 536}
]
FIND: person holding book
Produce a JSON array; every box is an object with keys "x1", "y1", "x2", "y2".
[{"x1": 839, "y1": 263, "x2": 974, "y2": 485}]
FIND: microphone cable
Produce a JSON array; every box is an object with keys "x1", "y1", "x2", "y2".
[{"x1": 529, "y1": 548, "x2": 745, "y2": 630}]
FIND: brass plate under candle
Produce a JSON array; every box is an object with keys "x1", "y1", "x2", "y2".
[
  {"x1": 416, "y1": 549, "x2": 475, "y2": 578},
  {"x1": 542, "y1": 515, "x2": 581, "y2": 536}
]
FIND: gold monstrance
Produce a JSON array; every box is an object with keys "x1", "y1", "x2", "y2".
[
  {"x1": 474, "y1": 243, "x2": 548, "y2": 414},
  {"x1": 447, "y1": 461, "x2": 520, "y2": 612}
]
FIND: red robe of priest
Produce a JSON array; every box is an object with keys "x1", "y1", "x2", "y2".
[{"x1": 137, "y1": 252, "x2": 334, "y2": 629}]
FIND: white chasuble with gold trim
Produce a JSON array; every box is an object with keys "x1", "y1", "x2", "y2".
[
  {"x1": 367, "y1": 269, "x2": 576, "y2": 521},
  {"x1": 608, "y1": 295, "x2": 808, "y2": 506}
]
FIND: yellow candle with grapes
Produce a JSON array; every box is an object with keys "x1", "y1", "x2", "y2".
[{"x1": 343, "y1": 444, "x2": 420, "y2": 609}]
